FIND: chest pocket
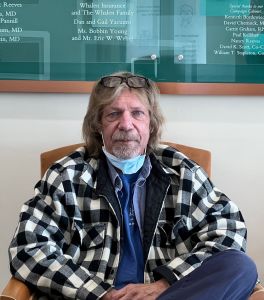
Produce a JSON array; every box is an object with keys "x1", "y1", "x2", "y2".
[
  {"x1": 70, "y1": 222, "x2": 107, "y2": 268},
  {"x1": 71, "y1": 222, "x2": 106, "y2": 250},
  {"x1": 155, "y1": 218, "x2": 187, "y2": 248},
  {"x1": 62, "y1": 222, "x2": 106, "y2": 269},
  {"x1": 82, "y1": 223, "x2": 106, "y2": 248}
]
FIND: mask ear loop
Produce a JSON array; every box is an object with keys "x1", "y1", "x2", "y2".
[
  {"x1": 100, "y1": 132, "x2": 103, "y2": 143},
  {"x1": 101, "y1": 132, "x2": 106, "y2": 150}
]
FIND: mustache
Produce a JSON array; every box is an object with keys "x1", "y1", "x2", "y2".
[{"x1": 112, "y1": 131, "x2": 140, "y2": 142}]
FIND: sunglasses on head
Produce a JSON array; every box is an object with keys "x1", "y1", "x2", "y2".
[{"x1": 100, "y1": 75, "x2": 149, "y2": 88}]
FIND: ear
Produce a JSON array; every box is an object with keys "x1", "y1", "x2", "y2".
[{"x1": 95, "y1": 123, "x2": 102, "y2": 133}]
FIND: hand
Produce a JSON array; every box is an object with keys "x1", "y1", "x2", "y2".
[{"x1": 101, "y1": 279, "x2": 169, "y2": 300}]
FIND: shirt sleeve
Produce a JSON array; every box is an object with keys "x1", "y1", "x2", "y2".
[
  {"x1": 8, "y1": 169, "x2": 111, "y2": 299},
  {"x1": 153, "y1": 165, "x2": 247, "y2": 284}
]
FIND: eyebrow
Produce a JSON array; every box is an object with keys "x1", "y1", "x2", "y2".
[{"x1": 106, "y1": 105, "x2": 147, "y2": 111}]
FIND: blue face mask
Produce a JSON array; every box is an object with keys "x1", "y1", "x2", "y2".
[{"x1": 102, "y1": 147, "x2": 145, "y2": 174}]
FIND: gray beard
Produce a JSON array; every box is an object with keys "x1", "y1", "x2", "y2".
[{"x1": 112, "y1": 144, "x2": 141, "y2": 159}]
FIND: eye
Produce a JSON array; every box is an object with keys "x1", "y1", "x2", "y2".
[
  {"x1": 105, "y1": 111, "x2": 121, "y2": 121},
  {"x1": 131, "y1": 110, "x2": 145, "y2": 119}
]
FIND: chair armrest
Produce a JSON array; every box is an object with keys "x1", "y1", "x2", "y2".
[
  {"x1": 1, "y1": 277, "x2": 35, "y2": 300},
  {"x1": 250, "y1": 284, "x2": 264, "y2": 300}
]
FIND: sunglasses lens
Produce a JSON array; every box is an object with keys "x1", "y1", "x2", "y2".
[
  {"x1": 127, "y1": 76, "x2": 147, "y2": 88},
  {"x1": 100, "y1": 76, "x2": 148, "y2": 88},
  {"x1": 101, "y1": 77, "x2": 122, "y2": 87}
]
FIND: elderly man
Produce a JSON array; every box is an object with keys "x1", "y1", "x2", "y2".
[{"x1": 9, "y1": 72, "x2": 258, "y2": 299}]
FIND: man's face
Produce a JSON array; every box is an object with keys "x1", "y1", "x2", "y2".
[{"x1": 101, "y1": 89, "x2": 150, "y2": 159}]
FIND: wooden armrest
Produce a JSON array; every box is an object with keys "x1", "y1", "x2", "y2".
[
  {"x1": 1, "y1": 277, "x2": 35, "y2": 300},
  {"x1": 250, "y1": 284, "x2": 264, "y2": 300}
]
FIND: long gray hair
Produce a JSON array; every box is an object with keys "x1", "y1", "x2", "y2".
[{"x1": 82, "y1": 71, "x2": 164, "y2": 157}]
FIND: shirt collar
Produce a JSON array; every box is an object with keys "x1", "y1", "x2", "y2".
[{"x1": 106, "y1": 155, "x2": 152, "y2": 191}]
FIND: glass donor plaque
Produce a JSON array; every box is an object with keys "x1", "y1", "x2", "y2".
[{"x1": 0, "y1": 0, "x2": 264, "y2": 84}]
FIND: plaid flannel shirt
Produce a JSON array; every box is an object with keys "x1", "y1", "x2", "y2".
[{"x1": 9, "y1": 145, "x2": 247, "y2": 299}]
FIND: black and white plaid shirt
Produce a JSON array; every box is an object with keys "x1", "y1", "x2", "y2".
[{"x1": 9, "y1": 145, "x2": 247, "y2": 299}]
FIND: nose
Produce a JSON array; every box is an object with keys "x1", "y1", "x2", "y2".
[{"x1": 118, "y1": 111, "x2": 134, "y2": 130}]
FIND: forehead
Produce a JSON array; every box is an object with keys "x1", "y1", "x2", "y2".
[{"x1": 106, "y1": 89, "x2": 149, "y2": 109}]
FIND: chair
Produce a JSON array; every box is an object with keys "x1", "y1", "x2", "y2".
[
  {"x1": 2, "y1": 142, "x2": 263, "y2": 300},
  {"x1": 39, "y1": 142, "x2": 212, "y2": 177}
]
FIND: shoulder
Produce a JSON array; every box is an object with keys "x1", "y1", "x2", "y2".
[
  {"x1": 153, "y1": 145, "x2": 219, "y2": 201},
  {"x1": 43, "y1": 146, "x2": 99, "y2": 181},
  {"x1": 152, "y1": 144, "x2": 211, "y2": 187},
  {"x1": 152, "y1": 144, "x2": 200, "y2": 173}
]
